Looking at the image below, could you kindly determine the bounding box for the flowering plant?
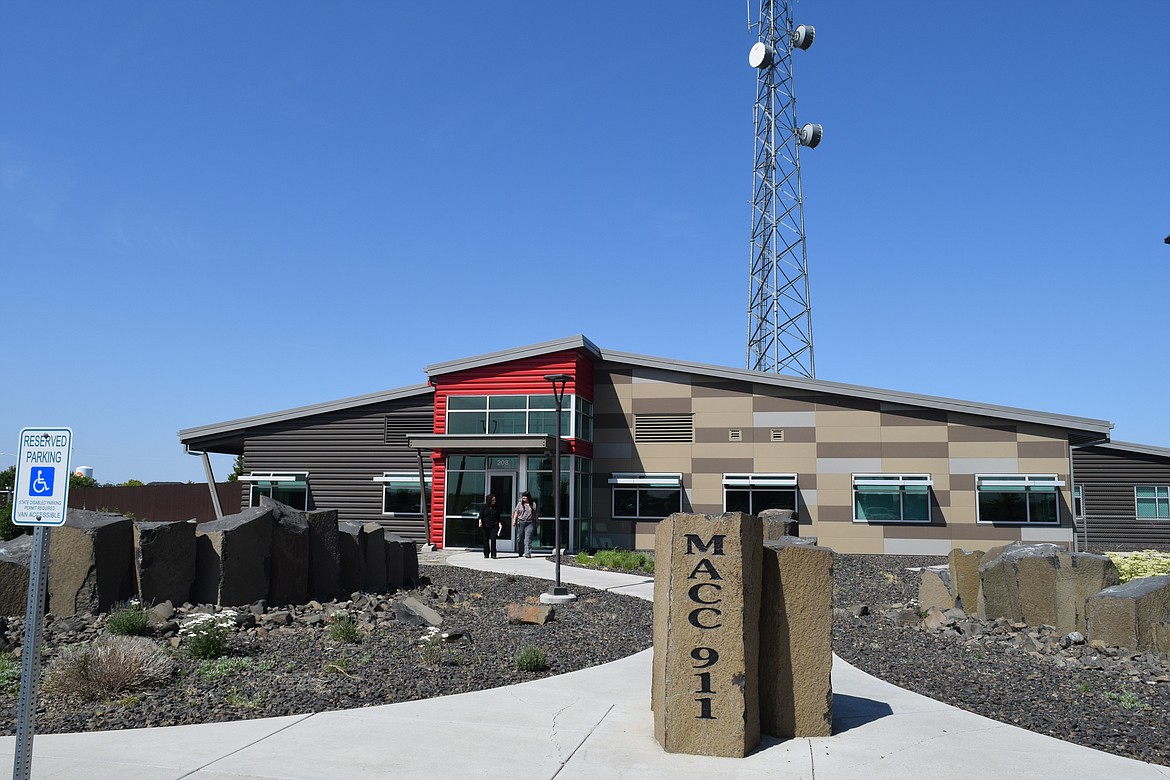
[179,610,237,659]
[1104,550,1170,583]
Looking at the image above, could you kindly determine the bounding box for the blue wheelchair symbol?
[29,467,55,496]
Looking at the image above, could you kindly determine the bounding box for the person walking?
[478,493,502,559]
[512,491,538,558]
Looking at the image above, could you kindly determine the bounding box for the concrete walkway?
[1,552,1167,779]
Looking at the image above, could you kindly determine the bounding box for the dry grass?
[43,635,174,701]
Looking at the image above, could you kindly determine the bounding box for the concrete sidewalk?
[1,552,1166,779]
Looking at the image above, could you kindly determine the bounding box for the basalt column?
[652,512,762,758]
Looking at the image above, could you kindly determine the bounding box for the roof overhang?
[407,434,555,453]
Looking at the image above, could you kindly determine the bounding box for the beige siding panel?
[815,529,885,555]
[817,504,853,523]
[817,488,853,512]
[884,537,955,556]
[634,521,659,551]
[632,397,691,414]
[753,445,818,465]
[818,442,883,459]
[689,443,753,460]
[950,457,1018,474]
[881,425,950,443]
[758,427,817,443]
[948,424,1017,442]
[816,473,852,492]
[691,456,754,475]
[1018,458,1070,474]
[693,395,753,414]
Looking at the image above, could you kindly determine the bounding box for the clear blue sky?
[3,2,1168,484]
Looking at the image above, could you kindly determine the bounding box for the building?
[179,335,1117,556]
[1071,441,1170,551]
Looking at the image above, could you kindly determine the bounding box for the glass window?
[609,473,682,520]
[444,394,589,440]
[377,473,430,516]
[1073,485,1084,519]
[852,475,931,523]
[976,475,1064,524]
[722,473,798,515]
[1136,486,1170,519]
[243,472,310,511]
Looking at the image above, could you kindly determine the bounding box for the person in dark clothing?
[478,493,503,559]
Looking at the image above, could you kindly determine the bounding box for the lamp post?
[542,374,574,602]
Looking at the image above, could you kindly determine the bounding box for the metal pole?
[544,374,571,597]
[13,526,50,780]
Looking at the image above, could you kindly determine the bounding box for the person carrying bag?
[512,491,538,558]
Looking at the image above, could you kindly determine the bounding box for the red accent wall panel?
[427,348,597,547]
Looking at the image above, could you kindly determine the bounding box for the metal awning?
[407,434,555,453]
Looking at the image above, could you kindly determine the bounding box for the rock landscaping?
[0,565,653,736]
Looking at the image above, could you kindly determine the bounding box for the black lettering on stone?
[687,582,722,604]
[688,606,722,629]
[684,534,725,556]
[695,671,715,694]
[687,558,723,580]
[696,697,715,720]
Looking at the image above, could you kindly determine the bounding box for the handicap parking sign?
[29,467,55,496]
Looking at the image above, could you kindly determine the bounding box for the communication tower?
[746,0,822,377]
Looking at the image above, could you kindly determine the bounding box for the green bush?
[179,611,237,659]
[577,549,654,574]
[106,601,151,636]
[329,611,362,644]
[1104,550,1170,583]
[0,502,30,542]
[197,656,258,681]
[515,645,547,672]
[42,636,174,701]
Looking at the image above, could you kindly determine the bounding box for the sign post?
[11,427,73,780]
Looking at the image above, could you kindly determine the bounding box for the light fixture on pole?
[540,373,576,605]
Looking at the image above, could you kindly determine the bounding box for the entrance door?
[487,472,517,553]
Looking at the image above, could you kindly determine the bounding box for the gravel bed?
[1,553,1167,769]
[0,564,652,735]
[832,554,1170,768]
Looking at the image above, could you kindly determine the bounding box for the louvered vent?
[384,415,432,445]
[771,429,785,442]
[635,414,694,443]
[729,429,742,442]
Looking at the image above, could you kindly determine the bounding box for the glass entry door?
[488,472,516,553]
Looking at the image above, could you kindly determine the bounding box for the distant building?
[178,336,1165,555]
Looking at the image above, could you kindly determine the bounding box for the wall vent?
[634,414,694,443]
[770,429,785,442]
[384,415,432,446]
[729,429,743,442]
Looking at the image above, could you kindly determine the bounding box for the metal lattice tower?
[747,0,821,377]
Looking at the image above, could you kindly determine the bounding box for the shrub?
[197,656,257,681]
[0,503,30,542]
[578,549,654,574]
[179,611,237,659]
[515,645,547,672]
[1104,550,1170,583]
[329,611,362,644]
[43,636,174,701]
[106,601,150,637]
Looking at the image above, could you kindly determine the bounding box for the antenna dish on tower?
[748,42,774,69]
[791,24,815,50]
[798,123,823,148]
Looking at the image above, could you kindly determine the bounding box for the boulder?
[193,507,273,606]
[385,533,418,590]
[507,603,555,625]
[1086,575,1170,652]
[133,520,195,607]
[0,535,34,616]
[305,509,343,600]
[362,523,388,593]
[395,595,442,627]
[978,543,1119,634]
[918,566,956,612]
[260,498,310,606]
[759,537,832,738]
[947,548,984,615]
[49,510,135,616]
[652,512,762,758]
[337,522,364,594]
[759,508,798,541]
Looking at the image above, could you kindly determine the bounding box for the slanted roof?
[424,336,1112,445]
[178,383,434,452]
[595,347,1112,445]
[1093,440,1170,460]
